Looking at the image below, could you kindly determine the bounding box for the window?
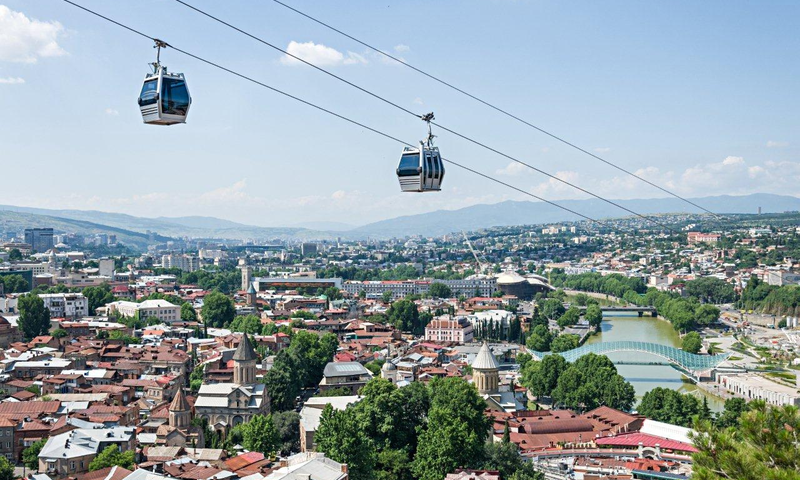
[139,79,158,106]
[161,78,190,115]
[397,153,420,177]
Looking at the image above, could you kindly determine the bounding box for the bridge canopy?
[530,341,730,372]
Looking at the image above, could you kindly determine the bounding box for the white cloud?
[280,41,366,66]
[394,44,410,53]
[594,147,611,153]
[530,170,584,199]
[767,140,789,148]
[495,162,531,176]
[0,76,24,84]
[104,108,119,116]
[0,6,66,63]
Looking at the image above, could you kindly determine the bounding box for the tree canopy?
[201,291,235,328]
[682,332,702,354]
[692,401,799,480]
[18,293,51,340]
[242,414,280,457]
[88,445,135,471]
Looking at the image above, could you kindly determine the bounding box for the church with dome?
[471,342,524,413]
[194,334,270,435]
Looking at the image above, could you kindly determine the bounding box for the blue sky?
[0,0,797,227]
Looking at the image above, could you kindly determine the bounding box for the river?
[586,313,726,411]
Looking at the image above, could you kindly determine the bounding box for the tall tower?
[471,342,500,395]
[169,388,191,429]
[233,334,257,385]
[242,266,253,292]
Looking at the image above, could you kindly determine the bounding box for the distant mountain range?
[0,193,797,246]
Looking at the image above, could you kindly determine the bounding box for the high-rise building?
[24,228,54,253]
[301,243,318,256]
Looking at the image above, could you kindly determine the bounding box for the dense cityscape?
[0,211,796,480]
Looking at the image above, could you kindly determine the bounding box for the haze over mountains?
[0,193,796,244]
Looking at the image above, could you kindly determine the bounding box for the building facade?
[39,293,89,319]
[424,316,474,344]
[24,228,54,253]
[194,335,270,435]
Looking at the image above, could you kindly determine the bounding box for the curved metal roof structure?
[529,341,730,373]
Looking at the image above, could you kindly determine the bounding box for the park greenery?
[549,271,721,332]
[521,353,635,412]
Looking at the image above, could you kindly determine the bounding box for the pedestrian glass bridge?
[529,341,730,374]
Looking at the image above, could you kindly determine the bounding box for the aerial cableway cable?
[171,0,678,232]
[269,0,718,219]
[62,0,630,231]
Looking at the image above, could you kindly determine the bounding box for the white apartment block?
[717,373,799,407]
[343,278,496,300]
[161,254,200,272]
[107,299,180,323]
[39,293,89,319]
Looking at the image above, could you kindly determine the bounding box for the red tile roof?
[595,432,697,452]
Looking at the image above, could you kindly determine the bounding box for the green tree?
[682,332,702,354]
[88,445,135,471]
[585,304,603,328]
[556,306,581,328]
[715,398,750,429]
[8,248,23,261]
[0,457,12,480]
[525,324,553,352]
[51,328,68,338]
[550,334,580,353]
[481,442,543,480]
[0,273,29,293]
[82,284,115,315]
[540,298,565,320]
[637,387,700,427]
[263,350,301,411]
[381,290,394,303]
[181,302,198,322]
[428,282,453,299]
[412,377,489,480]
[18,293,51,340]
[516,352,532,370]
[229,314,262,335]
[272,411,300,456]
[201,291,235,328]
[387,299,422,334]
[692,400,799,480]
[521,354,568,398]
[316,405,376,480]
[550,354,634,412]
[23,438,46,470]
[695,304,721,326]
[242,414,280,457]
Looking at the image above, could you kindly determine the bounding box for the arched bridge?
[530,341,730,379]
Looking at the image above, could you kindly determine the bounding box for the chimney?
[341,463,348,474]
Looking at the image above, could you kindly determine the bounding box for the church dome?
[472,342,500,371]
[381,361,396,372]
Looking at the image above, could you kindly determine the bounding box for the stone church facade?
[194,335,269,435]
